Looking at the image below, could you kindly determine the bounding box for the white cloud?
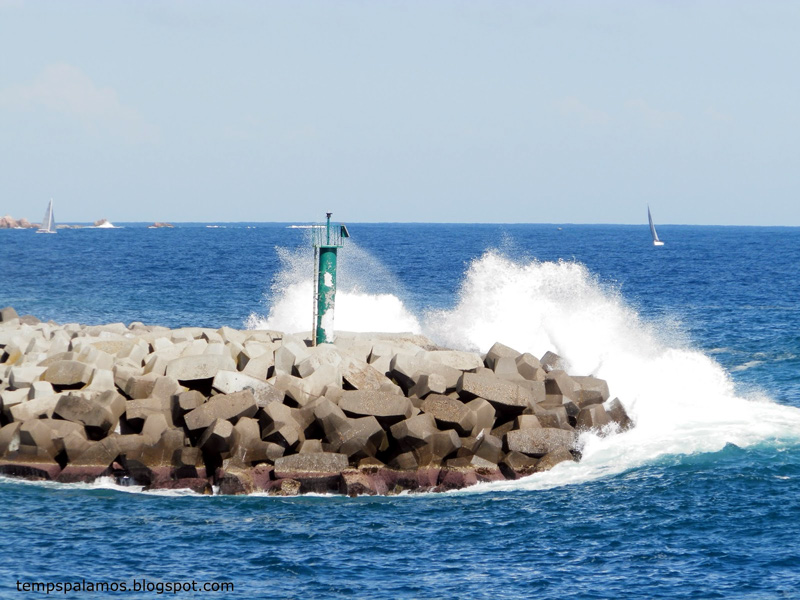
[0,63,159,142]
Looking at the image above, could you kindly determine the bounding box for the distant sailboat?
[648,205,664,246]
[36,199,57,234]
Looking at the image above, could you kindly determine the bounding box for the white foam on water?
[246,244,421,334]
[423,250,800,493]
[244,244,800,495]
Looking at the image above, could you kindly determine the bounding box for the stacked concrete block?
[0,312,635,495]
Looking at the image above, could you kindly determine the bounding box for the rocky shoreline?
[0,306,633,496]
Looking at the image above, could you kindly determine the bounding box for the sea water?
[1,223,799,599]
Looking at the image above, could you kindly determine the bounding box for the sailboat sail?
[36,199,56,234]
[648,206,663,246]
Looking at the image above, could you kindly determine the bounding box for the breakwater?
[0,306,632,496]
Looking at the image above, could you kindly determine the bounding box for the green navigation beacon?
[311,212,350,346]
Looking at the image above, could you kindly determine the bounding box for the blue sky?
[1,1,798,225]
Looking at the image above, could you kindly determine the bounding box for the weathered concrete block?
[230,417,283,464]
[337,416,389,460]
[241,352,275,379]
[532,405,573,431]
[27,380,55,400]
[298,439,324,454]
[409,373,447,399]
[0,307,18,322]
[505,427,577,458]
[9,395,61,422]
[471,431,504,465]
[1,388,29,414]
[500,450,539,479]
[415,429,461,466]
[217,326,246,346]
[313,398,351,442]
[340,357,387,391]
[260,402,304,450]
[457,372,534,417]
[544,370,579,401]
[465,398,496,436]
[390,413,438,452]
[124,396,172,431]
[535,447,576,472]
[42,360,94,389]
[492,356,525,382]
[540,351,564,372]
[273,452,348,493]
[516,353,545,381]
[212,370,283,407]
[605,397,633,431]
[198,418,234,455]
[8,366,46,388]
[165,354,235,383]
[420,394,475,436]
[174,390,206,416]
[183,390,258,431]
[141,413,171,443]
[85,369,115,391]
[420,350,483,371]
[339,390,413,426]
[295,344,343,379]
[53,393,119,439]
[483,342,521,370]
[390,354,461,393]
[490,420,515,439]
[576,404,612,432]
[572,376,611,407]
[515,414,542,430]
[339,469,389,496]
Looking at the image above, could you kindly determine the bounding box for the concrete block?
[535,447,576,472]
[27,380,55,400]
[504,427,577,458]
[390,413,438,452]
[544,370,579,401]
[576,404,612,432]
[419,350,483,371]
[9,395,61,421]
[340,357,387,391]
[198,418,234,455]
[605,397,633,431]
[165,354,236,383]
[457,372,534,417]
[465,398,496,436]
[337,416,389,460]
[54,393,119,439]
[0,307,18,322]
[339,390,413,427]
[183,390,258,431]
[8,366,46,388]
[212,370,284,408]
[516,353,545,381]
[572,376,611,407]
[409,373,447,399]
[540,351,564,372]
[483,342,521,370]
[420,394,475,436]
[42,360,94,390]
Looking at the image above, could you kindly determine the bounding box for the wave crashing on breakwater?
[249,247,800,492]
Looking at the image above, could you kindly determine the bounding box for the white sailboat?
[36,199,57,234]
[648,205,664,246]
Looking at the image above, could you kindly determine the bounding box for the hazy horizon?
[2,2,799,226]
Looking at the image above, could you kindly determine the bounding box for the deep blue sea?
[2,223,799,599]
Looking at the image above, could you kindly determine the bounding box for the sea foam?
[248,246,800,492]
